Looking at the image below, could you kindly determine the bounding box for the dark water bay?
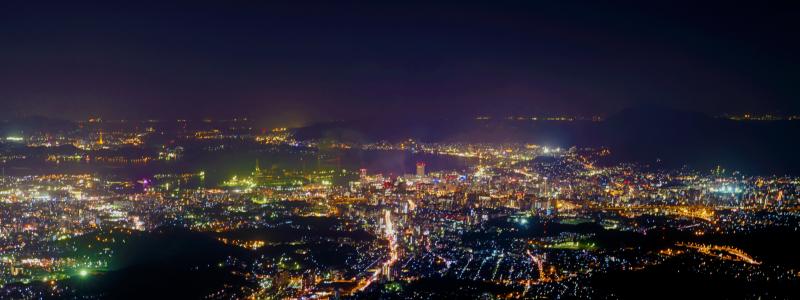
[1,147,473,187]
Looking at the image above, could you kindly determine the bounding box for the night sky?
[1,1,798,126]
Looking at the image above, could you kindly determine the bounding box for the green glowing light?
[79,269,89,277]
[385,282,403,293]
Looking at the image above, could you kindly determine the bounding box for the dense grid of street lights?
[1,119,799,298]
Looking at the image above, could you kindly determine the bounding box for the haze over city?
[2,1,800,299]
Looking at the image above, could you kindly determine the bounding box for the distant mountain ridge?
[296,108,800,175]
[2,111,799,175]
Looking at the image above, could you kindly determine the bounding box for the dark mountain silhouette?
[2,111,798,175]
[296,108,800,175]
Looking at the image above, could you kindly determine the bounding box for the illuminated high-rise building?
[253,159,263,177]
[382,263,393,281]
[416,162,425,177]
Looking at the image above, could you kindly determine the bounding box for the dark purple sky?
[1,0,799,126]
